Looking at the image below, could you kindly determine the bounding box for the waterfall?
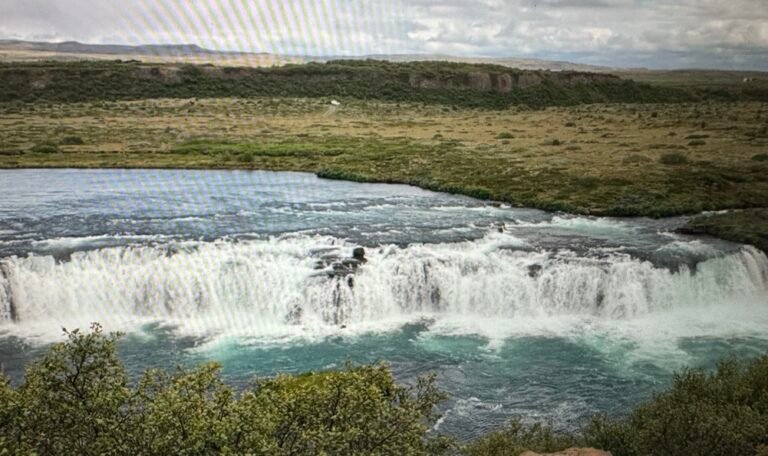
[1,234,766,339]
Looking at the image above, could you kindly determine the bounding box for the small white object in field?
[324,100,341,116]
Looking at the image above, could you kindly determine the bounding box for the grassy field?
[1,96,767,247]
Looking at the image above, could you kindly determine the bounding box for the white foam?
[513,215,636,237]
[0,234,766,347]
[30,234,171,251]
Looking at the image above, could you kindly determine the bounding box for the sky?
[1,0,767,70]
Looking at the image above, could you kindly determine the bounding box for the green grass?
[158,136,768,218]
[680,208,768,252]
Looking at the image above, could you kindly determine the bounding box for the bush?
[753,153,768,162]
[469,356,768,456]
[582,357,768,456]
[29,142,59,153]
[60,136,85,145]
[623,154,651,164]
[496,132,514,139]
[0,325,449,455]
[237,152,254,163]
[464,419,577,456]
[688,139,706,146]
[659,152,689,165]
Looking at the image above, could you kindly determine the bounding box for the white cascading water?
[1,233,767,340]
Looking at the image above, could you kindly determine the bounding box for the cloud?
[0,0,766,70]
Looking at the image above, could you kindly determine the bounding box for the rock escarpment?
[408,69,621,93]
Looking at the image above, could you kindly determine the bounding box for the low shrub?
[464,419,577,456]
[29,142,58,153]
[59,136,85,145]
[237,152,255,163]
[659,152,689,165]
[468,356,768,456]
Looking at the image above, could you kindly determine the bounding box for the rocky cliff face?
[408,70,620,93]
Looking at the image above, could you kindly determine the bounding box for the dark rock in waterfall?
[340,258,362,268]
[50,249,74,263]
[287,304,303,324]
[352,247,366,262]
[528,264,543,278]
[311,247,368,280]
[595,289,605,310]
[0,264,16,322]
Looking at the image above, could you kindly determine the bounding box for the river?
[1,169,767,438]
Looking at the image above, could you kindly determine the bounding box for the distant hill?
[0,39,297,67]
[0,39,215,56]
[0,39,617,72]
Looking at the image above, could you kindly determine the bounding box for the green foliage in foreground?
[2,325,768,455]
[467,357,768,456]
[0,324,449,455]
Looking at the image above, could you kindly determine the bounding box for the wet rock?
[287,305,303,324]
[527,264,543,278]
[310,247,367,280]
[341,258,362,267]
[0,264,16,322]
[352,247,366,262]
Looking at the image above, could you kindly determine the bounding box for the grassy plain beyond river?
[1,97,766,247]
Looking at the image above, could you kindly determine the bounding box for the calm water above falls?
[1,169,767,438]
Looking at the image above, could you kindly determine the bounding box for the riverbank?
[1,97,766,248]
[679,208,768,253]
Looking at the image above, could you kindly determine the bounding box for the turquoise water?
[1,169,767,439]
